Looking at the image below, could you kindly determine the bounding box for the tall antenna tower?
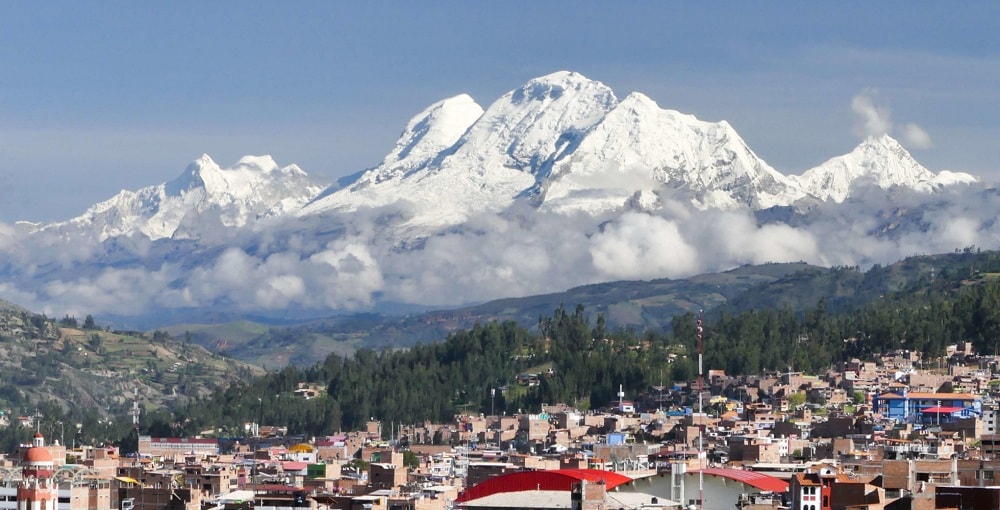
[697,310,704,510]
[130,386,140,430]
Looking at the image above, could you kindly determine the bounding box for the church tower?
[17,433,57,510]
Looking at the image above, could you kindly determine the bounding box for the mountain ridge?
[29,154,324,242]
[21,71,977,242]
[0,70,990,325]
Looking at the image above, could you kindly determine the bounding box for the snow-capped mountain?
[302,71,618,227]
[33,155,324,241]
[4,70,992,326]
[794,134,978,203]
[302,71,817,228]
[31,71,976,244]
[538,91,807,213]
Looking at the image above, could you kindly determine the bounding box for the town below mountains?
[2,70,1000,509]
[0,71,995,329]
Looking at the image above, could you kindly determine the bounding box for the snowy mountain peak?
[194,153,218,167]
[795,134,941,202]
[377,94,484,175]
[300,72,620,224]
[38,155,323,241]
[538,90,807,213]
[168,153,310,199]
[236,155,281,173]
[510,70,602,104]
[8,70,995,324]
[457,70,618,175]
[299,94,485,216]
[33,71,983,245]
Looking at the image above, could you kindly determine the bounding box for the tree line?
[162,273,1000,440]
[5,251,1000,451]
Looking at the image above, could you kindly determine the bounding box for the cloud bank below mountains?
[1,182,997,324]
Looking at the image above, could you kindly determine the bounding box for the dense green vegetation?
[5,250,1000,452]
[164,261,1000,439]
[168,262,821,366]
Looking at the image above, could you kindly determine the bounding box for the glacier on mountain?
[0,70,993,324]
[302,71,619,228]
[539,91,807,214]
[31,154,324,242]
[26,70,979,243]
[301,71,973,229]
[793,134,977,203]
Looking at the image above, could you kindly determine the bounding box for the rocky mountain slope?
[0,309,263,416]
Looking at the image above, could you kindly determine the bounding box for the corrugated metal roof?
[455,468,633,503]
[692,468,789,493]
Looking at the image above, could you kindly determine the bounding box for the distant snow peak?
[9,69,996,323]
[795,134,970,203]
[38,154,322,242]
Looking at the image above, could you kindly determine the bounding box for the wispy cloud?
[851,89,932,149]
[900,123,933,149]
[851,90,892,138]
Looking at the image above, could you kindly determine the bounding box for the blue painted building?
[874,390,981,423]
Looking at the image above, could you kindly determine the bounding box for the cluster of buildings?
[8,344,1000,509]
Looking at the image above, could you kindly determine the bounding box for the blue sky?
[1,2,998,222]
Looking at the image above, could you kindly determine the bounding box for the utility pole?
[257,397,263,438]
[697,310,704,510]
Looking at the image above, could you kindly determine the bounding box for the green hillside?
[0,311,263,421]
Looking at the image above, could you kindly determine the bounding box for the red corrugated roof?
[455,468,632,503]
[692,468,789,493]
[921,406,965,413]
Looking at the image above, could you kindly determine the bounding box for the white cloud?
[851,90,892,138]
[850,90,933,150]
[4,183,1000,323]
[901,123,932,149]
[589,213,699,280]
